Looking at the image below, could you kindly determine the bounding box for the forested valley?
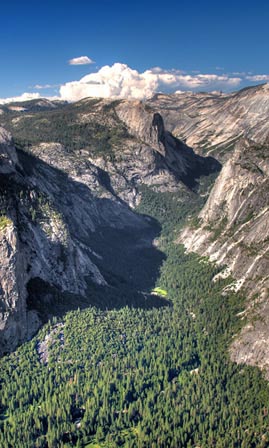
[1,184,269,448]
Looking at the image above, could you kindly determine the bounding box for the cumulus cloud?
[68,56,95,65]
[60,63,242,102]
[0,63,244,106]
[245,74,269,82]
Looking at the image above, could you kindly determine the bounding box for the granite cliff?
[179,138,269,374]
[148,83,269,160]
[0,127,144,353]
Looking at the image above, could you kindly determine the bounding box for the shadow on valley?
[14,149,169,324]
[26,221,168,322]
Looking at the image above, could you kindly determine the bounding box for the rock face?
[179,138,269,374]
[114,102,220,190]
[0,127,19,173]
[0,126,151,354]
[148,83,269,160]
[180,139,269,295]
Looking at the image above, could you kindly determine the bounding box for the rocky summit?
[0,84,269,375]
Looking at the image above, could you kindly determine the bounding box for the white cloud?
[0,92,61,105]
[0,92,41,104]
[231,71,247,76]
[68,56,95,65]
[245,74,269,82]
[60,63,242,102]
[0,63,243,106]
[33,84,59,89]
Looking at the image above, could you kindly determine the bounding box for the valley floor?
[0,187,269,448]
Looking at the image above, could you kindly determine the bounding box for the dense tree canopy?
[0,183,268,448]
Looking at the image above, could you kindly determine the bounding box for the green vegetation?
[1,183,269,448]
[0,215,12,231]
[1,102,130,159]
[205,216,228,241]
[136,185,204,235]
[152,287,167,297]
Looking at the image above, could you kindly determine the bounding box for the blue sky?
[1,0,269,102]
